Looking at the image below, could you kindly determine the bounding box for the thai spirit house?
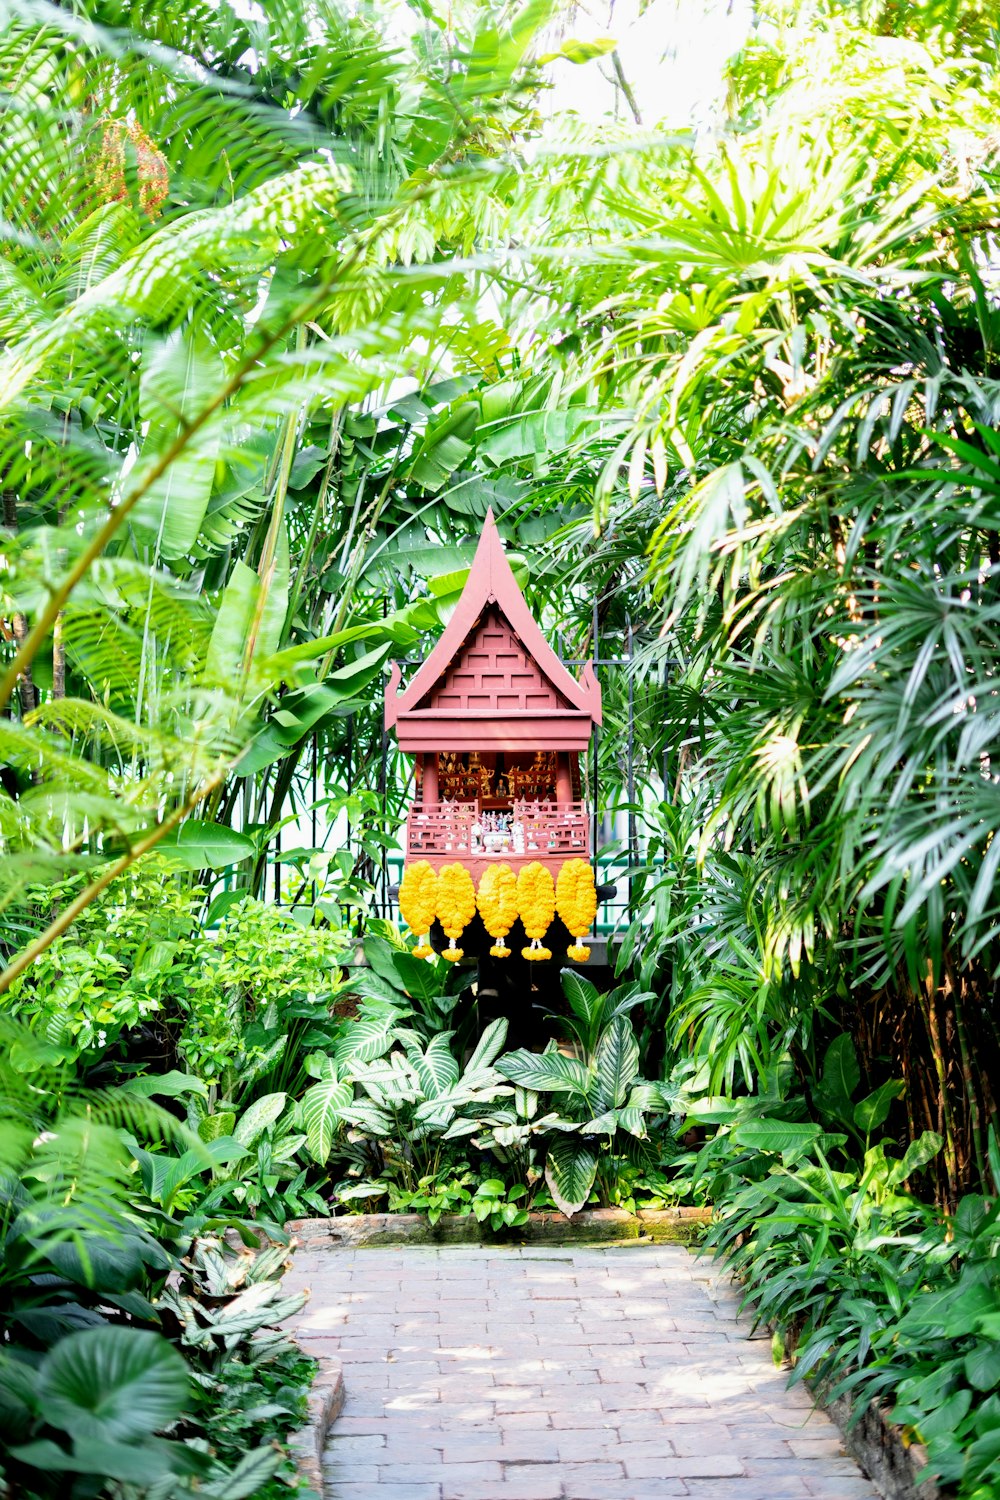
[385,509,602,969]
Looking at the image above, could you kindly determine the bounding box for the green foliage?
[332,1014,514,1190]
[0,1017,312,1498]
[387,1169,476,1225]
[5,862,353,1138]
[693,1118,1000,1497]
[493,971,675,1217]
[177,897,351,1094]
[0,0,564,976]
[6,0,1000,1489]
[5,860,201,1060]
[469,1178,529,1231]
[357,930,478,1047]
[158,1235,312,1492]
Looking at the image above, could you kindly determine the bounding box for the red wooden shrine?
[385,509,601,881]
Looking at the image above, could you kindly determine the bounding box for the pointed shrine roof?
[385,509,601,753]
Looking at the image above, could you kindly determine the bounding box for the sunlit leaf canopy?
[0,0,587,926]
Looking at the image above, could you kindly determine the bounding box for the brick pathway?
[285,1243,877,1500]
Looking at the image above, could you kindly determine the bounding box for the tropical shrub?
[351,929,477,1048]
[0,1019,311,1498]
[319,1017,513,1193]
[177,898,351,1096]
[5,863,353,1123]
[691,1112,1000,1500]
[4,861,201,1067]
[494,970,674,1216]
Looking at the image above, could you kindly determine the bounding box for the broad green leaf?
[233,1093,287,1147]
[900,1279,996,1335]
[560,967,602,1034]
[544,1137,598,1218]
[497,1048,592,1098]
[465,1017,508,1074]
[271,645,391,743]
[118,1071,207,1100]
[813,1034,860,1124]
[206,561,258,683]
[364,934,408,990]
[964,1341,1000,1393]
[160,1148,213,1206]
[132,329,222,561]
[476,1178,506,1196]
[202,1447,285,1499]
[159,820,255,870]
[594,1017,640,1110]
[340,1101,394,1136]
[37,1329,189,1442]
[853,1079,905,1135]
[256,515,291,662]
[345,969,411,1007]
[9,1437,186,1482]
[301,1075,353,1164]
[205,517,288,687]
[627,1081,674,1112]
[234,723,293,776]
[392,950,445,1002]
[733,1121,823,1162]
[198,1112,236,1143]
[409,1032,460,1100]
[616,1105,648,1137]
[887,1130,942,1188]
[539,35,617,64]
[334,1015,401,1066]
[265,616,420,680]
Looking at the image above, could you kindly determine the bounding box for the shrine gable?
[416,605,571,715]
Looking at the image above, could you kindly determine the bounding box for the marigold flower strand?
[399,860,439,959]
[437,861,477,962]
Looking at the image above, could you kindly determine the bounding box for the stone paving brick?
[563,1481,690,1499]
[803,1480,879,1498]
[321,1461,380,1482]
[442,1477,564,1499]
[378,1461,501,1484]
[683,1482,810,1499]
[553,1430,622,1461]
[787,1435,850,1458]
[627,1454,747,1479]
[608,1437,681,1463]
[437,1434,504,1459]
[282,1243,879,1499]
[327,1485,442,1500]
[494,1410,552,1430]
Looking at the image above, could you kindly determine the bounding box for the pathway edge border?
[288,1348,344,1497]
[287,1204,711,1248]
[816,1381,941,1500]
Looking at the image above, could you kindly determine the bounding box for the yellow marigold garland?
[398,861,439,959]
[477,863,518,958]
[517,861,555,962]
[556,858,598,963]
[437,861,477,961]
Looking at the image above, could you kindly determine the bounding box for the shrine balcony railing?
[405,799,590,860]
[406,801,478,858]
